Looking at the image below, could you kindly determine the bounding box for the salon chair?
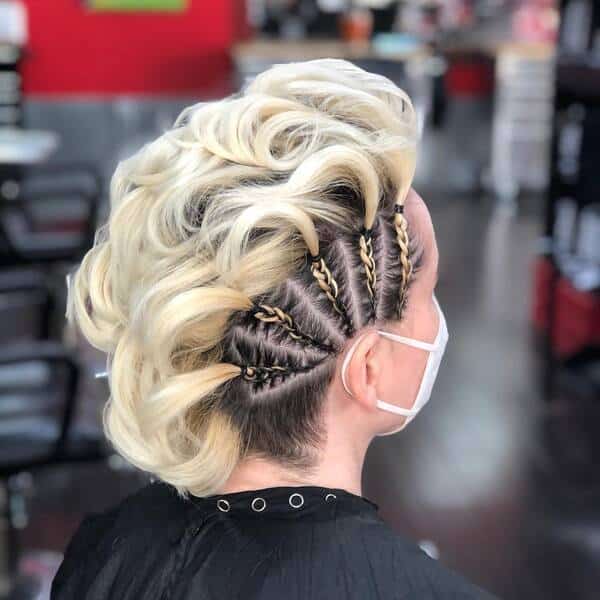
[0,268,53,341]
[0,340,107,599]
[0,162,103,267]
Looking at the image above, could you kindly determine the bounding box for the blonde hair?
[66,58,418,497]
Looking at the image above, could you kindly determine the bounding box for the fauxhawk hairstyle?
[65,58,419,497]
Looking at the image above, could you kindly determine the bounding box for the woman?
[52,58,496,599]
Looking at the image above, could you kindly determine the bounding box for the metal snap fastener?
[418,539,440,560]
[325,493,337,502]
[217,499,231,512]
[289,492,304,508]
[251,497,266,512]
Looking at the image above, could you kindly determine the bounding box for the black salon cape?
[51,482,497,600]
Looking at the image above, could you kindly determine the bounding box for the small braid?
[358,229,377,311]
[241,364,287,383]
[240,357,328,386]
[394,203,412,315]
[310,255,352,331]
[252,303,334,352]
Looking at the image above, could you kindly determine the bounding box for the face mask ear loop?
[341,295,448,437]
[377,295,446,351]
[340,333,369,397]
[340,333,416,428]
[376,330,439,352]
[376,399,417,417]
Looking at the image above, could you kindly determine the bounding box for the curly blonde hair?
[66,58,419,497]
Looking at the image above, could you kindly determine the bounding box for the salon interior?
[0,0,599,598]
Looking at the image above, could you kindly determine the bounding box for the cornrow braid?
[358,227,377,312]
[394,202,412,315]
[240,356,329,386]
[251,303,334,353]
[241,364,287,383]
[309,253,353,332]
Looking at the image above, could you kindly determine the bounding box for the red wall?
[21,1,249,96]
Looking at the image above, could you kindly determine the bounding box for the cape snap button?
[251,497,266,512]
[288,493,305,508]
[217,499,231,512]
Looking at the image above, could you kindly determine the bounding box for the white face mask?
[340,294,449,436]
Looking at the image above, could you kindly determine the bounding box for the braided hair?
[65,58,419,497]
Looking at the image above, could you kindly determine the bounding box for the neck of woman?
[218,431,370,498]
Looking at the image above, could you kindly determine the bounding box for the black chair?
[0,268,53,340]
[0,340,107,594]
[0,162,103,267]
[0,161,103,343]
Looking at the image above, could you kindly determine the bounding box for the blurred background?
[0,0,598,598]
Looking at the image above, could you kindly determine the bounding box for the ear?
[340,331,382,412]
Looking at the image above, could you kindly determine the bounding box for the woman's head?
[66,58,434,497]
